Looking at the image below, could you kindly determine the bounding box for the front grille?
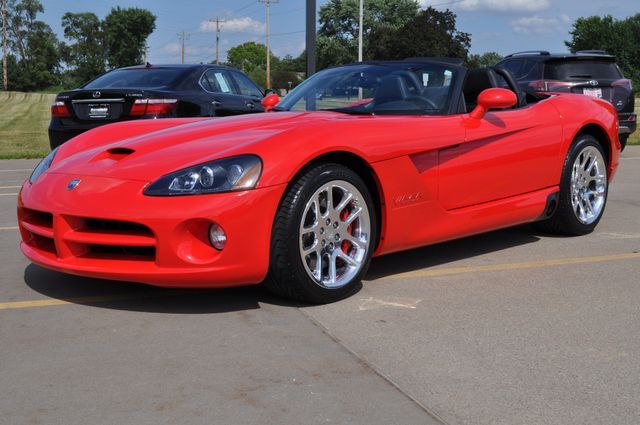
[18,208,57,256]
[84,218,154,236]
[19,208,156,262]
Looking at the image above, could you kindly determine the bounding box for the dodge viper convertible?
[18,59,620,303]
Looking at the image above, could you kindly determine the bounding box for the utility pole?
[358,0,364,62]
[143,44,149,64]
[178,31,189,64]
[209,17,224,64]
[306,0,316,77]
[1,0,8,91]
[259,0,278,90]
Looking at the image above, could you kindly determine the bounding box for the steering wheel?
[405,95,439,110]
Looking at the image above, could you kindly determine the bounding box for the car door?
[230,71,265,113]
[199,69,248,116]
[438,101,563,210]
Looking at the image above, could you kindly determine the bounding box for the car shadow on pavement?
[366,224,541,280]
[23,264,300,314]
[23,224,541,313]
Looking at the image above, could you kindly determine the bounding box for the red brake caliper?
[340,209,351,253]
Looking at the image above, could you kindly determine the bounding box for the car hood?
[48,112,335,183]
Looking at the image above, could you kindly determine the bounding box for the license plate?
[88,104,110,118]
[583,88,602,99]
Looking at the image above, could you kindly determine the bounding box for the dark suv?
[497,51,636,149]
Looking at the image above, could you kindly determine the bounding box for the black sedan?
[49,64,266,149]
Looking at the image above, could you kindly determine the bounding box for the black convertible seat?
[462,67,500,112]
[492,66,526,107]
[374,75,411,104]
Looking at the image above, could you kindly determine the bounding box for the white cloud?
[199,17,265,35]
[419,0,550,12]
[511,14,571,34]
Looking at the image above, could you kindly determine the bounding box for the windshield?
[277,63,458,115]
[84,68,190,89]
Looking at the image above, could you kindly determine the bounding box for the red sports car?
[18,59,620,303]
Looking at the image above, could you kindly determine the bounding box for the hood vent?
[92,147,136,162]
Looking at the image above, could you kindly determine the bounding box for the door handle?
[211,100,222,107]
[246,102,256,109]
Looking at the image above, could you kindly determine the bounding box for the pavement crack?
[296,307,451,425]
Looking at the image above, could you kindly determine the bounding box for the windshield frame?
[276,61,465,116]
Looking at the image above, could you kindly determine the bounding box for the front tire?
[266,163,377,304]
[535,135,608,236]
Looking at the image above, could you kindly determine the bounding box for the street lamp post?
[306,0,316,77]
[358,0,363,62]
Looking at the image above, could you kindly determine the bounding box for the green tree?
[319,0,418,40]
[368,7,471,61]
[102,7,155,69]
[467,51,503,68]
[317,0,419,68]
[7,0,60,91]
[226,41,279,88]
[60,12,105,85]
[317,36,355,70]
[566,14,640,87]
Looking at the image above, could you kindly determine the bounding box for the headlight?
[29,148,58,184]
[144,155,262,196]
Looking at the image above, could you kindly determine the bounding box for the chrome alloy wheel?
[570,146,607,225]
[299,180,371,289]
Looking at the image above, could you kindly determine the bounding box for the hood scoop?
[92,147,136,162]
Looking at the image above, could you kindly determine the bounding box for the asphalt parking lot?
[1,149,639,425]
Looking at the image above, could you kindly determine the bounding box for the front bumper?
[18,172,285,288]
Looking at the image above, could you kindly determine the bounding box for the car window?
[84,68,189,89]
[232,72,263,97]
[501,60,523,79]
[544,60,622,80]
[201,70,236,94]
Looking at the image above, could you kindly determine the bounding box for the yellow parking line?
[0,226,18,231]
[389,252,640,280]
[1,252,639,311]
[0,193,18,196]
[0,186,21,189]
[0,291,196,311]
[0,169,32,172]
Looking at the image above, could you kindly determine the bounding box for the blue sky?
[40,0,638,64]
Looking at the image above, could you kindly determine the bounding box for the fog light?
[208,223,227,251]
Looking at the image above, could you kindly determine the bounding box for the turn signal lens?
[129,99,178,116]
[209,224,227,250]
[51,101,71,118]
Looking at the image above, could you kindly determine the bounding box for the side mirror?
[261,93,280,112]
[469,88,517,119]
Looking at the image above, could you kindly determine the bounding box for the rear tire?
[619,134,628,152]
[535,135,608,236]
[266,163,377,304]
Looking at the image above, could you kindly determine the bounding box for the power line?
[230,1,259,15]
[425,0,467,8]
